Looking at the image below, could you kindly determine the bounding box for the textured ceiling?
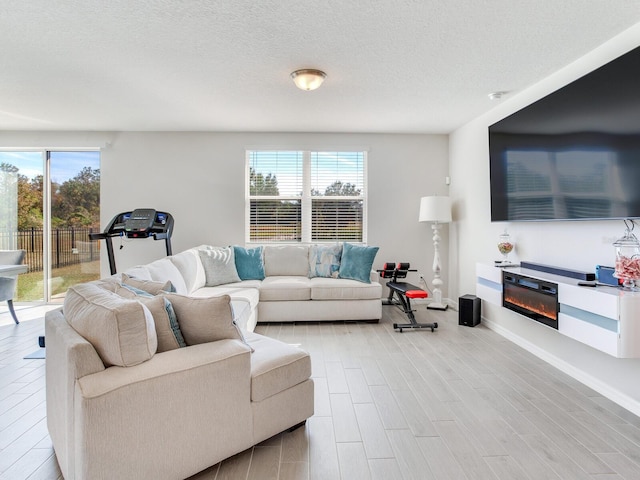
[1,0,639,133]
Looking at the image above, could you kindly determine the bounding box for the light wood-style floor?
[2,304,640,479]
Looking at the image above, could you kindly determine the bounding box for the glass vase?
[497,231,514,264]
[613,229,640,291]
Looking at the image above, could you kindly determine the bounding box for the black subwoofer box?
[459,294,481,327]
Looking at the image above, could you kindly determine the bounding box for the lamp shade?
[419,196,452,223]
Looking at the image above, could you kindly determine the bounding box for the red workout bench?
[379,262,438,333]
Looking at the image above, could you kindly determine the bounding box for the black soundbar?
[520,262,596,281]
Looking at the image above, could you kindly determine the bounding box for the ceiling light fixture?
[291,69,326,91]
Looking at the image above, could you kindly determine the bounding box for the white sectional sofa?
[45,242,380,479]
[124,243,383,331]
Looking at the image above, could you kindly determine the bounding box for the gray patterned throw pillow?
[198,247,241,286]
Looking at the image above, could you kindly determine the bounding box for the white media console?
[476,263,640,358]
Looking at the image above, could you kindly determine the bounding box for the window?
[247,150,367,243]
[0,150,100,303]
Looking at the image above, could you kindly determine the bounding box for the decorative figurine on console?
[496,229,517,267]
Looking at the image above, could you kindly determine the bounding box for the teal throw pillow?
[309,244,342,278]
[338,242,379,283]
[233,246,265,280]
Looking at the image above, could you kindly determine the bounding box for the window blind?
[310,151,364,241]
[247,150,367,243]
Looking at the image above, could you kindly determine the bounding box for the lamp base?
[427,302,448,311]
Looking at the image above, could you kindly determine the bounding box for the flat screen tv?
[489,45,640,222]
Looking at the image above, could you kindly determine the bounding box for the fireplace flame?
[503,283,558,321]
[504,295,557,321]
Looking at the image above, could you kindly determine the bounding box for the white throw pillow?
[170,249,206,293]
[144,258,189,295]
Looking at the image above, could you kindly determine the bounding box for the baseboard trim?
[482,316,640,418]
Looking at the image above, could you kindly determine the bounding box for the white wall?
[102,132,449,283]
[449,24,640,413]
[0,131,449,292]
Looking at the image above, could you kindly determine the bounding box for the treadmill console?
[124,208,159,237]
[103,209,172,239]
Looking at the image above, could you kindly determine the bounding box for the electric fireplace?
[502,272,559,329]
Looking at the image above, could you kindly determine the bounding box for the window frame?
[245,149,368,244]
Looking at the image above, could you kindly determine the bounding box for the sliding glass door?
[49,151,101,302]
[0,150,100,304]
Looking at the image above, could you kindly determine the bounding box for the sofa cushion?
[338,242,379,283]
[163,293,245,346]
[229,300,252,332]
[263,245,309,276]
[234,245,266,280]
[190,285,260,310]
[189,285,259,333]
[121,274,173,295]
[169,249,206,293]
[310,277,382,300]
[308,244,342,278]
[218,280,263,289]
[63,283,158,367]
[199,247,241,286]
[121,265,152,281]
[245,332,311,402]
[259,276,311,301]
[258,298,382,322]
[125,258,189,295]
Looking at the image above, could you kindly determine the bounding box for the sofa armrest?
[370,270,380,283]
[73,340,254,480]
[45,307,106,480]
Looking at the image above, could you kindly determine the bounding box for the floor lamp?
[419,196,452,310]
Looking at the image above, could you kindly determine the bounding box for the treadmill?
[89,208,174,274]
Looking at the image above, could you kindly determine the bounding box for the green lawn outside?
[16,261,100,302]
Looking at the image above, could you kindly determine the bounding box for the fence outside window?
[0,227,100,272]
